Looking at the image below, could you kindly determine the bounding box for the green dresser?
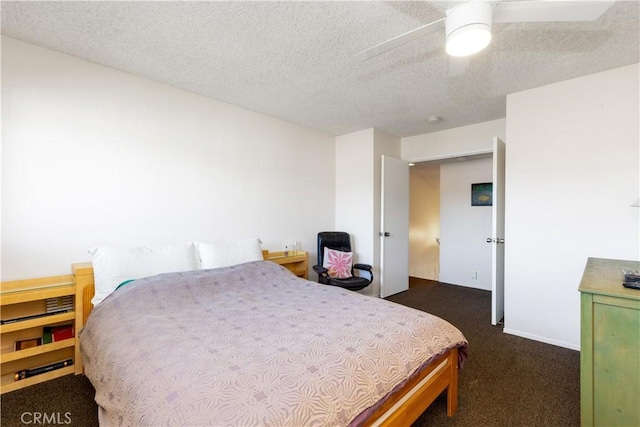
[579,257,640,427]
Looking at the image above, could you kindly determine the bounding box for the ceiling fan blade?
[494,1,615,24]
[355,17,446,61]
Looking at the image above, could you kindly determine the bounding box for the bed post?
[447,347,459,416]
[72,262,94,374]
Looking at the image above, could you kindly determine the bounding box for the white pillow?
[197,238,263,269]
[90,243,199,306]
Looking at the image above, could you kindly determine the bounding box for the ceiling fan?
[356,0,615,61]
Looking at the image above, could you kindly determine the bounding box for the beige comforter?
[80,260,467,426]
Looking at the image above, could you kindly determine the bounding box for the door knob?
[487,238,505,244]
[379,232,391,237]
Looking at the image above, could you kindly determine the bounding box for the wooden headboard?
[72,263,95,333]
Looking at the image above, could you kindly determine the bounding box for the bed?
[75,259,468,426]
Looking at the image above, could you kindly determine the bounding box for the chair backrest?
[317,232,352,266]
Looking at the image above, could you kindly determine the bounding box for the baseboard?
[502,328,580,351]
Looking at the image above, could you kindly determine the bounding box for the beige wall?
[409,164,440,280]
[1,36,336,280]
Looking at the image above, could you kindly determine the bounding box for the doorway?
[409,163,441,280]
[409,152,493,289]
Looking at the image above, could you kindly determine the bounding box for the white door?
[490,137,506,325]
[380,155,409,298]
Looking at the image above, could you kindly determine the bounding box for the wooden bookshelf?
[0,274,80,394]
[1,365,75,394]
[1,339,75,364]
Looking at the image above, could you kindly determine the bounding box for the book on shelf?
[14,337,42,351]
[45,295,74,314]
[0,310,69,325]
[43,327,52,344]
[14,358,73,381]
[42,324,74,343]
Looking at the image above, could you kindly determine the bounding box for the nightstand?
[263,250,309,279]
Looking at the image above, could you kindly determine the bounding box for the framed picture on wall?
[471,182,493,206]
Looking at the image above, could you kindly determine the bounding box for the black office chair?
[312,231,373,291]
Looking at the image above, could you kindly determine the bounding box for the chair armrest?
[353,263,372,272]
[352,263,374,285]
[313,265,328,275]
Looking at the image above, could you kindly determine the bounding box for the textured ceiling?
[1,1,639,137]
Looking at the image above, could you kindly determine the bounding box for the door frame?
[408,147,505,325]
[490,137,506,325]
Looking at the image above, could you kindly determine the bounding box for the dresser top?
[579,257,640,300]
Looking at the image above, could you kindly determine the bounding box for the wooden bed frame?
[71,262,460,426]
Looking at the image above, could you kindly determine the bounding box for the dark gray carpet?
[1,278,579,426]
[392,278,580,427]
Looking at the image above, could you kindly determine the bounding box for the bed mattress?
[80,260,467,426]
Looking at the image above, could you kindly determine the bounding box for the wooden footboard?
[71,262,460,424]
[364,347,459,426]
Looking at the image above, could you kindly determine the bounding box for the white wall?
[335,128,375,287]
[334,128,400,297]
[439,158,493,290]
[505,63,640,350]
[402,118,506,162]
[404,65,639,349]
[1,36,336,280]
[409,164,440,280]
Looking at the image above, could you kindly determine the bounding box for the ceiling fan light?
[446,23,492,57]
[445,2,493,57]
